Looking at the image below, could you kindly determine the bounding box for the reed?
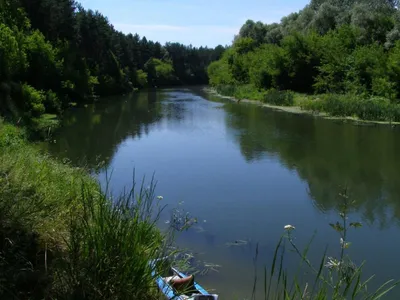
[252,190,399,299]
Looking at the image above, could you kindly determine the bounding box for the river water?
[47,87,400,299]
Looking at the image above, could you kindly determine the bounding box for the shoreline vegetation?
[206,85,400,126]
[0,119,176,299]
[207,1,400,125]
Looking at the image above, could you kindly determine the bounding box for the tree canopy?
[209,0,400,104]
[0,0,225,125]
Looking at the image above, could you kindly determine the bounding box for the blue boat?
[151,259,219,300]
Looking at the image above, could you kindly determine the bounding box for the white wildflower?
[284,225,296,231]
[157,196,163,200]
[325,257,341,270]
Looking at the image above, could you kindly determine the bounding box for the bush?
[323,94,358,117]
[215,84,237,97]
[44,90,61,114]
[234,84,264,101]
[354,97,390,121]
[21,84,46,117]
[0,122,25,147]
[136,69,148,88]
[299,97,325,112]
[207,52,235,86]
[263,88,294,106]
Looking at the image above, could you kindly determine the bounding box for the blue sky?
[81,0,309,47]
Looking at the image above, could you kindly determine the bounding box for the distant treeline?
[208,0,400,120]
[0,0,225,124]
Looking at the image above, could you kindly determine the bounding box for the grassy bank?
[212,85,400,124]
[0,120,170,299]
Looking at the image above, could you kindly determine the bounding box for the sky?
[81,0,309,47]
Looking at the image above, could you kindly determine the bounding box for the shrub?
[354,97,390,121]
[21,84,45,117]
[323,94,358,117]
[44,90,61,114]
[263,88,294,106]
[0,122,25,147]
[215,84,237,97]
[136,69,148,88]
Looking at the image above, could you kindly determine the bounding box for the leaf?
[343,242,351,249]
[350,222,362,228]
[329,222,344,232]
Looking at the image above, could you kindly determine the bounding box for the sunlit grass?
[0,122,175,299]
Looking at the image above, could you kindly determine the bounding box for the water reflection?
[49,88,400,228]
[221,101,400,228]
[47,92,164,170]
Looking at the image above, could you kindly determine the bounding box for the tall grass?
[263,89,294,106]
[253,190,399,299]
[301,94,400,122]
[0,122,175,299]
[215,84,265,101]
[53,178,172,299]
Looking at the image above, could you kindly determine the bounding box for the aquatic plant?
[252,189,399,299]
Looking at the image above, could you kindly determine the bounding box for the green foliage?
[55,182,166,299]
[387,41,400,98]
[0,122,26,147]
[207,58,235,86]
[136,69,148,88]
[145,58,177,86]
[24,30,61,91]
[21,84,46,117]
[0,123,174,299]
[246,44,287,90]
[44,90,62,114]
[263,89,294,106]
[215,84,265,101]
[208,0,400,122]
[0,0,225,124]
[281,32,322,92]
[300,94,400,122]
[0,23,27,80]
[345,44,389,95]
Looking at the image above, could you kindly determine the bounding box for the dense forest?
[208,0,400,122]
[0,0,225,127]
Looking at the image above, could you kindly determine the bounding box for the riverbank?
[206,85,400,126]
[0,119,169,299]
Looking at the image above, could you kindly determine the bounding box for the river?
[47,87,400,299]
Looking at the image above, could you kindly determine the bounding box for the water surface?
[47,87,400,299]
